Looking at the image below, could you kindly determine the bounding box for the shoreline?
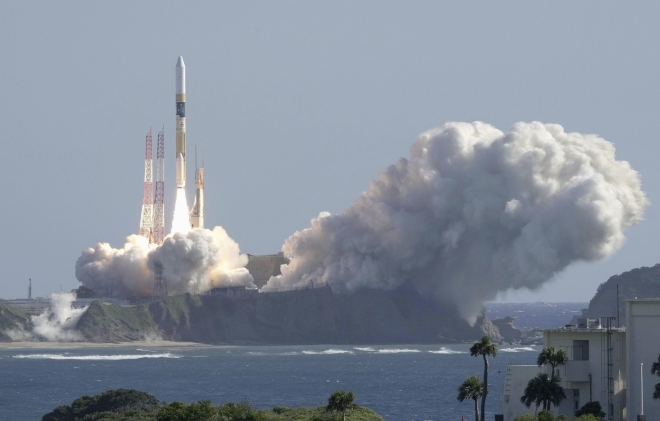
[0,340,212,349]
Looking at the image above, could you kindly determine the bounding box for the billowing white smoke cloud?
[9,293,86,342]
[75,227,253,299]
[264,122,648,322]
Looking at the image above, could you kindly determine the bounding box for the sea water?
[0,344,541,420]
[0,303,584,420]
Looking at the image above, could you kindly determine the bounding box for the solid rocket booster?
[175,56,186,188]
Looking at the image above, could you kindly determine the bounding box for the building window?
[573,340,589,361]
[573,389,580,410]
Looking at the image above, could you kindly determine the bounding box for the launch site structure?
[138,127,165,245]
[139,128,154,241]
[153,127,165,244]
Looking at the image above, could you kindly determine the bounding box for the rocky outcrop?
[76,286,501,344]
[491,316,523,342]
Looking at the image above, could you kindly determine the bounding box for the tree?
[218,401,265,421]
[537,347,568,378]
[520,373,566,411]
[157,400,218,421]
[326,390,355,421]
[457,375,484,421]
[651,353,660,400]
[575,401,605,419]
[470,336,497,421]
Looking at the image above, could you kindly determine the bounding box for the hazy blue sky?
[1,2,659,302]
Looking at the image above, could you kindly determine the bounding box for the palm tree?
[326,390,355,421]
[537,346,569,378]
[457,375,484,421]
[470,336,497,421]
[651,353,660,400]
[520,373,566,411]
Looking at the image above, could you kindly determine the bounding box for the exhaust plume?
[8,293,86,342]
[264,122,648,322]
[75,227,253,299]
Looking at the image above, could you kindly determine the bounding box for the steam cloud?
[264,122,648,321]
[9,293,86,342]
[75,227,253,299]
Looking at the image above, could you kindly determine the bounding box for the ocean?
[0,303,586,421]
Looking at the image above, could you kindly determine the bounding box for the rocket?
[175,56,186,188]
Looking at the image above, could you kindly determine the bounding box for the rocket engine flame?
[171,188,191,235]
[264,122,649,322]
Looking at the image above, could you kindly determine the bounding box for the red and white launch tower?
[153,127,165,245]
[139,129,154,241]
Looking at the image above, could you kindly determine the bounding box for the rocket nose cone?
[176,56,185,67]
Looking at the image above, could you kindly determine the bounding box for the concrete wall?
[501,365,543,420]
[626,299,660,421]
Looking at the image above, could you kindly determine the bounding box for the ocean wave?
[12,353,182,360]
[376,349,420,354]
[428,347,465,354]
[353,347,375,352]
[499,347,536,353]
[302,349,353,355]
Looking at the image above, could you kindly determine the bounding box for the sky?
[1,1,659,302]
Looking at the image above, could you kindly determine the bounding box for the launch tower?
[139,128,154,241]
[153,127,165,244]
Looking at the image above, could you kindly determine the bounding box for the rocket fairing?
[175,56,186,188]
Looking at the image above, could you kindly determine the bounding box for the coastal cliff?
[75,286,502,344]
[584,264,660,324]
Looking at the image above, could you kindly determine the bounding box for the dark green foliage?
[42,389,382,421]
[652,353,660,400]
[537,347,568,378]
[514,413,570,421]
[457,375,484,421]
[575,401,605,419]
[520,373,566,411]
[157,400,217,421]
[41,389,161,421]
[218,401,265,421]
[589,264,660,324]
[326,391,355,421]
[470,336,497,421]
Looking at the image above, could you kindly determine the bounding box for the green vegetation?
[457,375,484,421]
[587,264,660,323]
[326,390,355,421]
[520,373,566,411]
[41,389,383,421]
[537,347,568,378]
[652,353,660,400]
[513,411,570,421]
[575,401,605,419]
[469,336,497,421]
[0,301,30,341]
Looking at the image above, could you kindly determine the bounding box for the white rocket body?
[175,56,186,188]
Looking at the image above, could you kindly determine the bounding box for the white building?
[500,299,660,421]
[626,299,660,421]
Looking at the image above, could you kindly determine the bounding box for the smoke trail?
[171,187,191,235]
[8,293,86,342]
[75,227,253,299]
[264,122,648,322]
